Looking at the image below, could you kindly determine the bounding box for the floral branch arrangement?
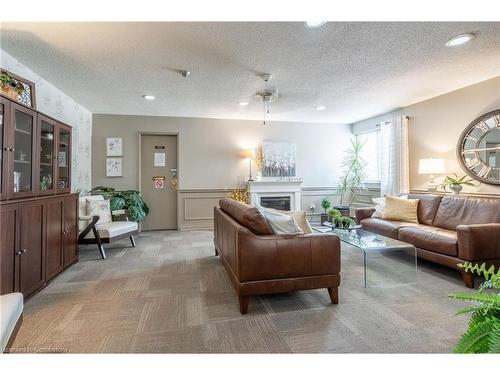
[226,184,249,204]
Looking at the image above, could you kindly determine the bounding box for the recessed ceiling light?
[315,105,326,111]
[305,21,326,28]
[445,33,475,47]
[237,101,249,106]
[142,95,155,100]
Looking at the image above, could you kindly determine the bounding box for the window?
[356,129,380,182]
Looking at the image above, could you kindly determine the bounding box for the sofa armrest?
[236,228,341,282]
[456,224,500,261]
[354,207,375,224]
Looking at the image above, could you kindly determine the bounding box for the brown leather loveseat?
[214,198,341,314]
[355,194,500,287]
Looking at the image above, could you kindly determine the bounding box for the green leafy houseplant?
[90,186,150,222]
[321,197,331,213]
[438,173,479,195]
[337,137,368,208]
[448,262,500,353]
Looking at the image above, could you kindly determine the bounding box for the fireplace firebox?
[260,196,291,211]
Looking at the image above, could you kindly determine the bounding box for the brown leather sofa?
[355,194,500,288]
[214,198,341,314]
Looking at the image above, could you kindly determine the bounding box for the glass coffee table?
[313,226,417,287]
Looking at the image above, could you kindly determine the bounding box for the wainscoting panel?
[179,189,228,231]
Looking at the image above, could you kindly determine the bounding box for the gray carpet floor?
[10,230,472,353]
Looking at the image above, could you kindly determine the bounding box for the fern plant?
[448,262,500,353]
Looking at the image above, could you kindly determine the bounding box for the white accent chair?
[1,292,23,353]
[78,195,138,259]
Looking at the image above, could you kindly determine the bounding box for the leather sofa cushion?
[360,218,418,238]
[398,225,458,256]
[219,198,273,235]
[433,196,500,231]
[408,194,443,226]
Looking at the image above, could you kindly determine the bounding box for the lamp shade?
[241,149,256,159]
[418,158,446,175]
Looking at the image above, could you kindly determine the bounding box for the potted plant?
[336,137,368,216]
[0,71,25,100]
[90,186,150,222]
[328,208,341,222]
[320,197,332,224]
[448,262,499,353]
[438,173,480,195]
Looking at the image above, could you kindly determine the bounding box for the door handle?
[16,250,22,256]
[22,249,27,253]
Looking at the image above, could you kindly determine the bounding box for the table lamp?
[418,158,446,191]
[242,149,256,182]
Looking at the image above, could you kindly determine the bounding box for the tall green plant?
[337,137,368,206]
[90,186,150,222]
[448,262,500,353]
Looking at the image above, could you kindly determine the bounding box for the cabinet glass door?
[0,98,7,199]
[39,117,55,194]
[57,126,70,193]
[11,105,36,197]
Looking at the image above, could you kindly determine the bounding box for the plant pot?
[0,85,19,100]
[333,205,350,217]
[320,214,329,224]
[449,184,463,195]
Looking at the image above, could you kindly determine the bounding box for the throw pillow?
[371,195,408,218]
[257,206,304,235]
[382,195,419,223]
[86,198,112,224]
[279,210,313,234]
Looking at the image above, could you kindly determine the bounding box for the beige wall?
[92,114,352,229]
[352,76,500,196]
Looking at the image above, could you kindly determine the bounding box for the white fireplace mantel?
[247,181,303,211]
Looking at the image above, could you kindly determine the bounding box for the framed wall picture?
[106,137,123,156]
[106,158,123,177]
[261,142,296,177]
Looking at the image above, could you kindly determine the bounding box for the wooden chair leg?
[462,271,474,288]
[239,296,249,314]
[91,225,106,259]
[215,247,219,256]
[327,287,339,304]
[130,235,136,247]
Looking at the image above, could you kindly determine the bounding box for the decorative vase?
[449,184,463,195]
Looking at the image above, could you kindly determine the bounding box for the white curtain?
[379,116,410,196]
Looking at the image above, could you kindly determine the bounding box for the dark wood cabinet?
[0,194,79,298]
[45,197,64,281]
[0,94,72,200]
[0,94,78,300]
[0,203,19,294]
[19,201,45,296]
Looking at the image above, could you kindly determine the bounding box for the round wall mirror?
[457,109,500,185]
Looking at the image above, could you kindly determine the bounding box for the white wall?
[92,114,352,190]
[1,49,92,195]
[352,76,500,196]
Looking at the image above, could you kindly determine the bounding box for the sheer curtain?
[379,116,410,196]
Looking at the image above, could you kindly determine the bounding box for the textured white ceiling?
[1,22,499,124]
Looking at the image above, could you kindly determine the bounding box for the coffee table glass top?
[321,228,414,251]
